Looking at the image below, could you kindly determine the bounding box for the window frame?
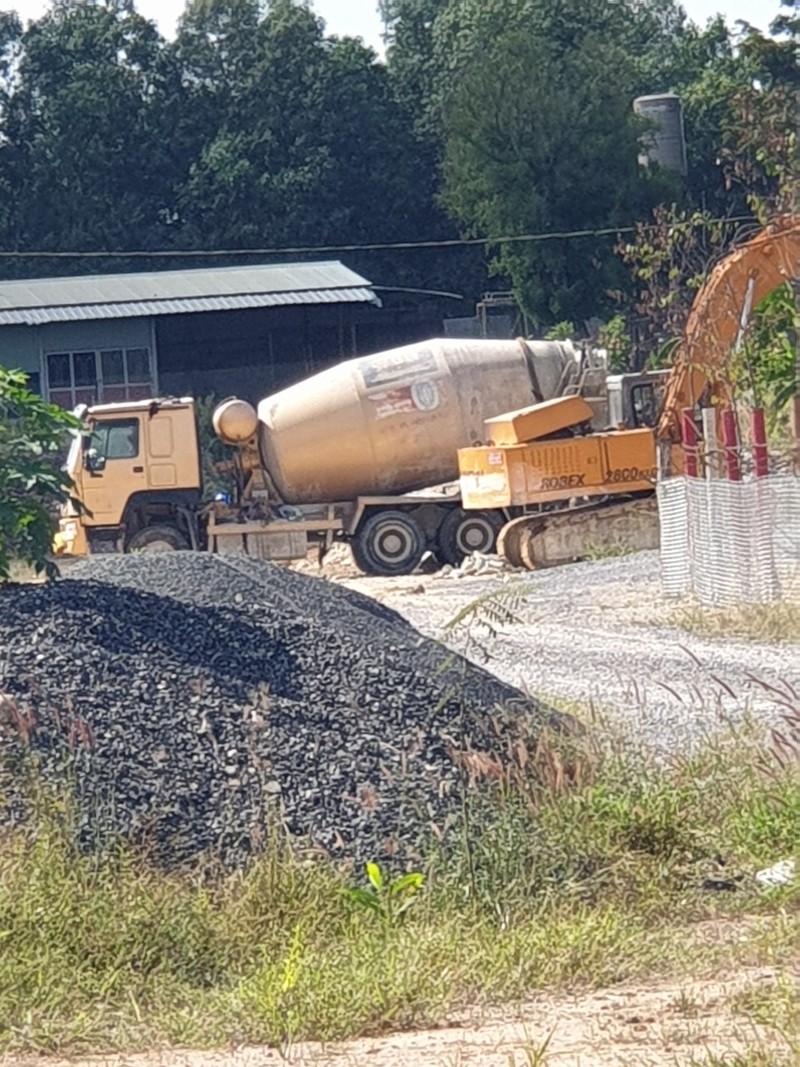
[630,383,658,428]
[45,347,154,407]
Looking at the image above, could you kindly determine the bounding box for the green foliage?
[0,0,795,337]
[670,598,800,644]
[173,0,444,279]
[0,0,448,288]
[440,582,528,664]
[0,368,79,581]
[619,207,796,394]
[193,394,233,498]
[439,22,673,327]
[597,315,632,373]
[0,2,175,265]
[1,720,798,1052]
[720,83,799,223]
[346,862,425,923]
[618,206,738,367]
[544,321,577,342]
[741,283,798,426]
[583,540,637,561]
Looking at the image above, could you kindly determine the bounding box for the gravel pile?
[0,554,559,868]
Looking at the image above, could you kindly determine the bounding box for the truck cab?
[55,398,202,556]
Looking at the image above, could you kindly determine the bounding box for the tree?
[440,28,675,327]
[379,0,447,134]
[382,0,716,326]
[617,7,798,381]
[618,207,740,368]
[0,368,80,580]
[0,0,180,273]
[660,6,800,215]
[173,0,451,286]
[0,12,23,251]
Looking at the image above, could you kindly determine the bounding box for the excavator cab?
[606,370,670,430]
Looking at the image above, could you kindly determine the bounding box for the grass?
[4,559,46,584]
[0,706,799,1057]
[690,1053,798,1067]
[583,541,639,562]
[669,598,800,644]
[684,973,800,1066]
[730,973,800,1034]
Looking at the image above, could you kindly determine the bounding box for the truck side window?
[89,419,140,460]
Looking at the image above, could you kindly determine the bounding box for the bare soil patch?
[5,967,795,1067]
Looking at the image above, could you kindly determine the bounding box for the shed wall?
[39,319,151,352]
[0,326,40,374]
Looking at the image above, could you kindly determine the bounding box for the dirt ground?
[4,967,795,1067]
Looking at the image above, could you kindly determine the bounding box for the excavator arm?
[657,214,800,443]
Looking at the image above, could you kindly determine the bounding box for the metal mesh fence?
[658,473,800,605]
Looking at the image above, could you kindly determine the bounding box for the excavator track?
[498,496,659,570]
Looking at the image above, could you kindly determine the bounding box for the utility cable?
[0,215,758,259]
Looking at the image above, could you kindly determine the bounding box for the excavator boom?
[658,214,800,442]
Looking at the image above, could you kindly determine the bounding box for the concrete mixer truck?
[53,337,608,576]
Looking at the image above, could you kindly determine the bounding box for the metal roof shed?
[0,261,380,406]
[0,260,378,326]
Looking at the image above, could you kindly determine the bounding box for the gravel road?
[337,551,799,754]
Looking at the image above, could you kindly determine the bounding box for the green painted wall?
[0,317,154,388]
[0,326,40,373]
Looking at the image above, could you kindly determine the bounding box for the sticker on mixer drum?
[410,379,439,412]
[462,473,508,495]
[361,349,438,390]
[371,386,415,419]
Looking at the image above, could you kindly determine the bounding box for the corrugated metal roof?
[0,261,378,325]
[0,287,378,326]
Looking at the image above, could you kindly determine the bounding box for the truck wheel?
[437,508,504,566]
[126,524,188,553]
[352,510,425,577]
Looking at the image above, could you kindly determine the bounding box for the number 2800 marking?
[605,467,656,483]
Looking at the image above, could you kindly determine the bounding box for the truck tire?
[437,508,505,566]
[126,524,188,554]
[351,510,426,577]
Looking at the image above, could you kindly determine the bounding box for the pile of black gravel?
[0,554,560,868]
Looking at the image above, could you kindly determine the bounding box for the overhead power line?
[0,216,757,259]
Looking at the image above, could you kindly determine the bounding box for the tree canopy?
[0,0,795,327]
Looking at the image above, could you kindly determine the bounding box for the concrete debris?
[436,552,522,580]
[755,858,796,888]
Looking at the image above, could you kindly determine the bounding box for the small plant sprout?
[346,862,425,923]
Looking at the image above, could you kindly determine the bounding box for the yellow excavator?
[457,214,800,568]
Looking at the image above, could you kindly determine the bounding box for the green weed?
[583,541,638,561]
